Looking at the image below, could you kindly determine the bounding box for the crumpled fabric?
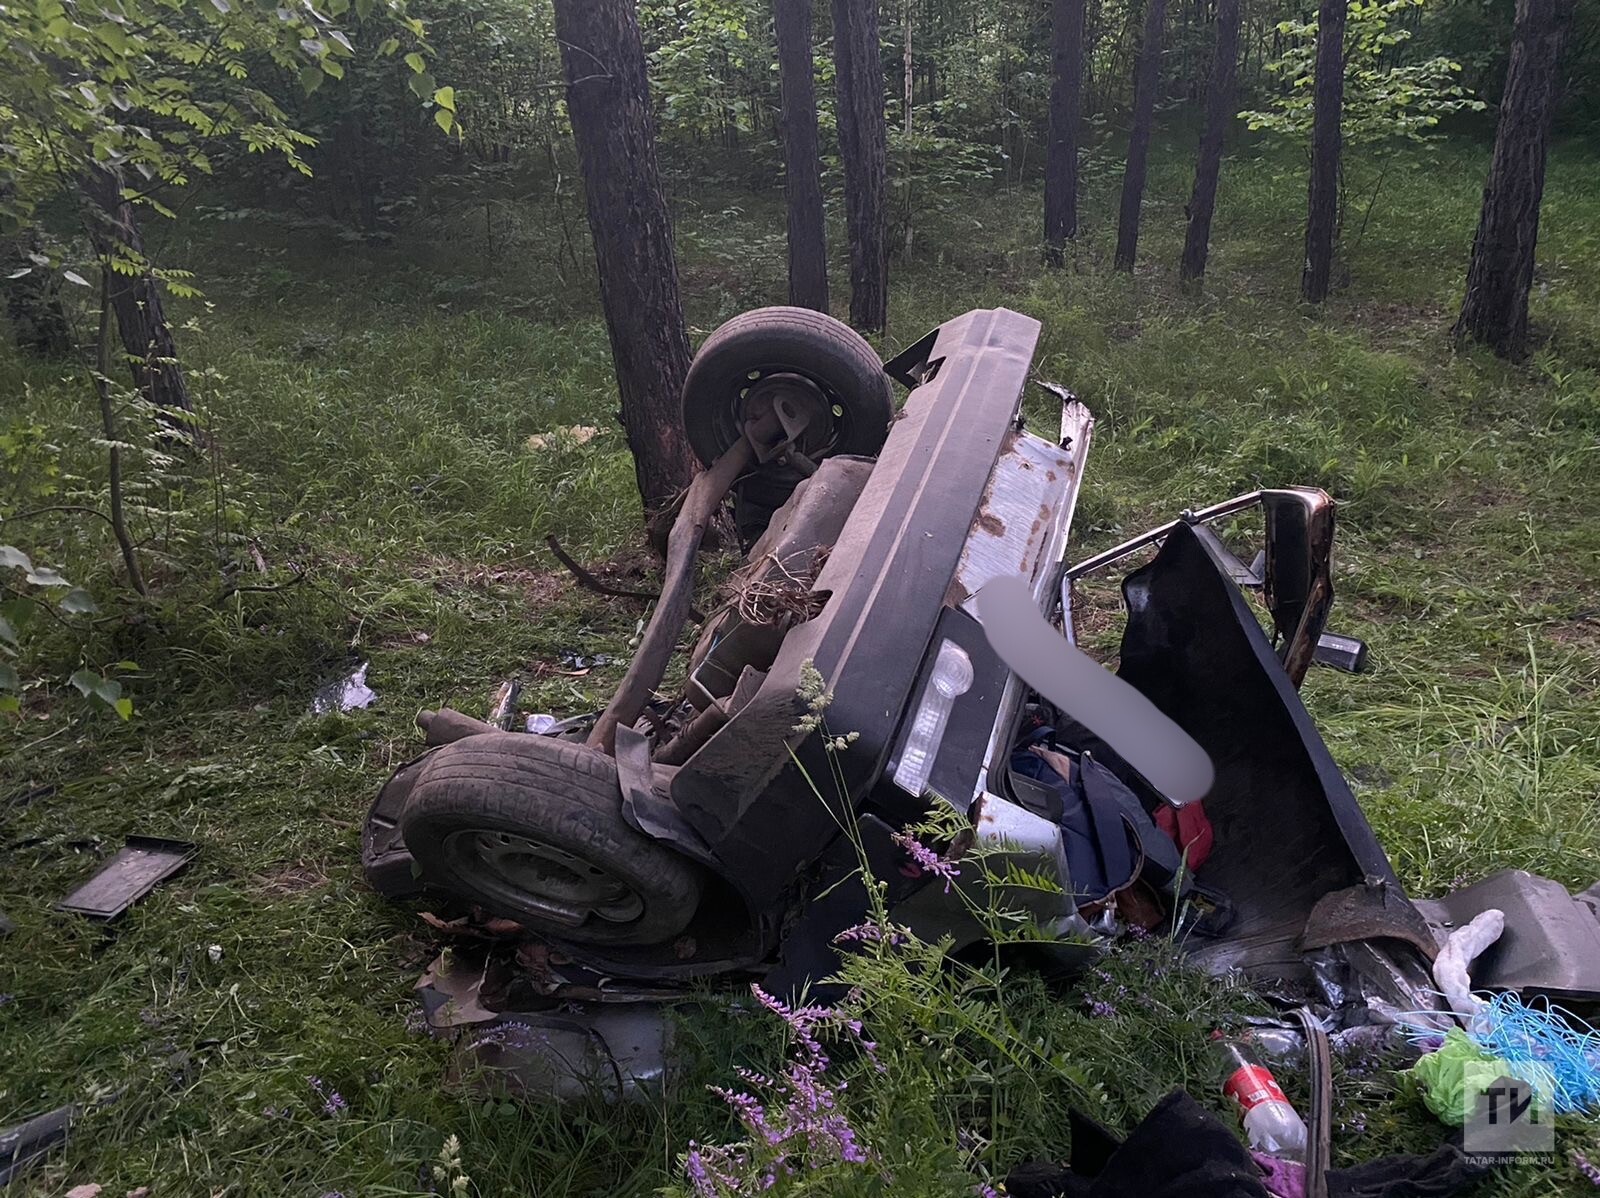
[1004,1089,1270,1198]
[1431,909,1504,1021]
[1327,1143,1491,1198]
[1250,1151,1305,1198]
[1406,1027,1522,1126]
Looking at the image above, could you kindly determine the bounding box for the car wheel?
[400,733,704,946]
[682,306,894,471]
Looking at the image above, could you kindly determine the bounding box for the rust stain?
[975,511,1007,536]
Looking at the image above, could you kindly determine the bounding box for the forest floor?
[3,133,1600,1197]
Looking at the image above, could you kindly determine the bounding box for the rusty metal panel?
[955,428,1078,617]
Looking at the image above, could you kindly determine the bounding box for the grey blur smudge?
[975,573,1215,804]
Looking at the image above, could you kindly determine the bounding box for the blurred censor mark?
[976,573,1216,805]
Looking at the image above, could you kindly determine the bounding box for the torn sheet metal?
[1413,870,1600,1004]
[56,837,197,919]
[310,661,376,714]
[416,950,671,1101]
[450,1004,671,1103]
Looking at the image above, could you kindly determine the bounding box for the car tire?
[400,733,704,946]
[682,306,894,470]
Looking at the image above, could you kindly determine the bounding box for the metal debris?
[309,661,376,714]
[56,837,197,919]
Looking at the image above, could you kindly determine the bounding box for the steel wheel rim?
[443,828,644,926]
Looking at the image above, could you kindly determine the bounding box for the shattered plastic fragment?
[526,713,557,734]
[310,662,376,714]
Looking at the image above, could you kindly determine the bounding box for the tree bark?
[1301,0,1346,303]
[775,0,829,312]
[3,228,74,358]
[1179,0,1240,289]
[902,0,914,135]
[1453,0,1575,359]
[84,168,195,429]
[1114,0,1167,272]
[1044,0,1087,264]
[831,0,889,333]
[552,0,699,517]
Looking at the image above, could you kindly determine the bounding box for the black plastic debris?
[56,837,197,919]
[0,1104,75,1185]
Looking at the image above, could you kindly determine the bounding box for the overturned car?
[363,307,1600,1085]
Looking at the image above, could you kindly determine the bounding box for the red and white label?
[1224,1065,1288,1111]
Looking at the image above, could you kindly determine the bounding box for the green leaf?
[69,667,98,697]
[0,613,15,648]
[0,663,18,691]
[404,50,425,73]
[300,64,324,93]
[115,660,140,671]
[59,587,98,615]
[408,71,436,100]
[62,269,90,287]
[434,108,454,134]
[114,696,134,720]
[433,85,454,112]
[0,600,34,638]
[377,36,398,54]
[0,695,19,715]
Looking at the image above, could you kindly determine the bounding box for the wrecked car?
[359,304,1466,1033]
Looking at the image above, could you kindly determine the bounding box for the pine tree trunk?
[552,0,699,517]
[1301,0,1346,303]
[1179,0,1240,289]
[1114,0,1167,272]
[775,0,829,312]
[831,0,889,333]
[85,168,195,431]
[1453,0,1575,359]
[1044,0,1087,264]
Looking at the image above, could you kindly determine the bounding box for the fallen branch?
[545,533,704,623]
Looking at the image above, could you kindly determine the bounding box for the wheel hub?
[443,829,644,928]
[740,372,836,461]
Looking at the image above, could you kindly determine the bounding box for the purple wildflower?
[834,922,910,948]
[1340,1110,1368,1135]
[1574,1151,1600,1187]
[891,830,961,891]
[976,1186,1000,1198]
[322,1090,347,1115]
[1089,1000,1118,1018]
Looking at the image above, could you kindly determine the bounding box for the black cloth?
[1326,1143,1490,1198]
[1004,1090,1271,1198]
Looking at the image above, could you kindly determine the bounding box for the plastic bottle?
[1216,1036,1308,1161]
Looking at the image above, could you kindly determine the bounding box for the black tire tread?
[682,306,893,468]
[401,733,702,946]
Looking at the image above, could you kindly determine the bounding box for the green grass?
[4,130,1600,1195]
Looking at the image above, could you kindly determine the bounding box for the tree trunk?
[1301,0,1346,302]
[831,0,889,333]
[1044,0,1087,263]
[902,0,914,135]
[1114,0,1167,272]
[552,0,699,517]
[1179,0,1240,289]
[775,0,829,312]
[1453,0,1575,359]
[84,168,195,430]
[3,228,74,358]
